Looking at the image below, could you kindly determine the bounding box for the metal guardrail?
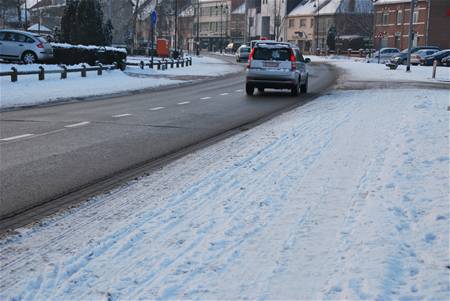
[125,57,193,71]
[0,63,119,82]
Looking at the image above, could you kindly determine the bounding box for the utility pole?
[406,0,416,72]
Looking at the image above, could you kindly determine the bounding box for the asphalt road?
[0,59,337,222]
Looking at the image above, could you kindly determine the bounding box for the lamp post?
[196,0,200,56]
[216,2,228,54]
[406,0,417,72]
[314,0,320,54]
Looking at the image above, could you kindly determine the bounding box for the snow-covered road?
[1,85,448,299]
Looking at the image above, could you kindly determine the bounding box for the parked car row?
[0,29,53,64]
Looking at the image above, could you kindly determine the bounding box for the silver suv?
[0,29,53,64]
[246,41,309,96]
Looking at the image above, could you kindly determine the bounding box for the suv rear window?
[253,47,291,61]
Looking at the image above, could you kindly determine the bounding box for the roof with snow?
[27,24,52,32]
[373,0,411,5]
[289,0,372,17]
[232,2,245,14]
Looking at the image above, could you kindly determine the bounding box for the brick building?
[373,0,450,50]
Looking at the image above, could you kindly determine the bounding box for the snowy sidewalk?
[0,62,448,300]
[0,56,242,110]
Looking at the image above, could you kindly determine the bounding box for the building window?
[288,19,295,28]
[249,17,254,27]
[382,11,389,25]
[413,11,419,23]
[395,32,401,48]
[300,19,306,27]
[310,18,314,28]
[397,11,403,25]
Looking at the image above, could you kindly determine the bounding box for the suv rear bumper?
[246,77,296,89]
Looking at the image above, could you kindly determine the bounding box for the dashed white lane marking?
[220,93,230,96]
[200,97,212,100]
[149,107,165,111]
[235,89,243,92]
[177,101,190,105]
[0,134,34,142]
[64,121,90,128]
[112,113,132,118]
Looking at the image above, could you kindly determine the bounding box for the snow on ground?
[0,64,448,299]
[0,56,241,110]
[307,55,450,83]
[125,55,242,77]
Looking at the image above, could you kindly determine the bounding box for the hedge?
[49,43,127,67]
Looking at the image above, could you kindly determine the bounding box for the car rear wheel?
[300,77,308,94]
[21,51,37,64]
[246,83,254,96]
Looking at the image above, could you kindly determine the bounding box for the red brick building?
[373,0,450,50]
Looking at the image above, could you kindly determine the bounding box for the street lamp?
[314,0,320,54]
[216,2,228,54]
[196,0,200,56]
[406,0,417,72]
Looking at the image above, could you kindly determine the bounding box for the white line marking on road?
[149,107,165,111]
[235,89,243,92]
[220,93,230,96]
[0,134,34,142]
[64,121,90,128]
[201,97,212,100]
[112,114,132,118]
[177,101,190,105]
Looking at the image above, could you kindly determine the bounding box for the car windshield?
[253,47,291,61]
[430,50,450,57]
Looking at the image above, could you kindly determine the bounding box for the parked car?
[236,45,251,62]
[367,47,400,63]
[441,55,450,67]
[410,49,440,65]
[390,46,441,65]
[420,49,450,66]
[0,29,53,63]
[245,41,309,96]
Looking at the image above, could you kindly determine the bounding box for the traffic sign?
[151,10,158,25]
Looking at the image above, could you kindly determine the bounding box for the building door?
[380,37,388,48]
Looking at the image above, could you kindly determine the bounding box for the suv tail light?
[290,52,296,70]
[36,43,44,49]
[247,48,255,69]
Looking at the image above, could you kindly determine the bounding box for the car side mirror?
[305,58,311,63]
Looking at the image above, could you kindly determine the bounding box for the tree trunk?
[130,0,141,55]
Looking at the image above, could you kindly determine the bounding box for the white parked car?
[367,47,400,64]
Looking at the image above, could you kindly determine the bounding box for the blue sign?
[151,10,158,25]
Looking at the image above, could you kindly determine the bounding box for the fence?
[125,57,193,71]
[0,63,120,82]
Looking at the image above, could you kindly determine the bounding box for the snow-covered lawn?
[307,55,450,83]
[0,56,242,110]
[0,61,448,299]
[125,55,242,77]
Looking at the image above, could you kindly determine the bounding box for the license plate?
[263,61,279,68]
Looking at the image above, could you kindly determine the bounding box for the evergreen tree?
[76,0,105,45]
[60,0,79,44]
[103,19,114,46]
